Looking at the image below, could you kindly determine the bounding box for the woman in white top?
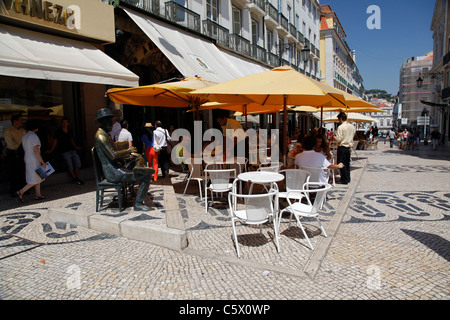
[16,120,47,202]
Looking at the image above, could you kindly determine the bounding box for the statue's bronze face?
[98,117,113,133]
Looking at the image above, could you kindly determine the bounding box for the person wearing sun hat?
[93,108,154,211]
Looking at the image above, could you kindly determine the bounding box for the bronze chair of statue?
[92,147,127,212]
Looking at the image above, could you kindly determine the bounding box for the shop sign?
[0,0,115,43]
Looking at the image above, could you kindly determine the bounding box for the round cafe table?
[237,171,284,194]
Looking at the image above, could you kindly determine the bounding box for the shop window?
[0,76,84,183]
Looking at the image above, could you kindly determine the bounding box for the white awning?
[124,8,269,83]
[0,24,139,87]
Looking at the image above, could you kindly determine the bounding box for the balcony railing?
[202,19,229,46]
[267,52,279,67]
[165,1,200,33]
[229,33,251,56]
[278,13,288,31]
[310,44,316,56]
[304,38,310,49]
[115,0,161,15]
[265,2,278,21]
[251,0,265,11]
[296,31,304,44]
[251,44,267,62]
[289,23,296,37]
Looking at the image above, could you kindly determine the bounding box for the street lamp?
[417,71,443,88]
[301,47,310,63]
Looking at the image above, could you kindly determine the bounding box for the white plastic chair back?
[283,169,310,192]
[208,169,235,191]
[299,165,329,184]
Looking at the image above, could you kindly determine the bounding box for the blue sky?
[324,0,435,96]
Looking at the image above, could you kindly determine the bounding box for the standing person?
[118,120,133,148]
[216,110,246,161]
[431,128,440,151]
[414,127,421,150]
[110,117,121,142]
[153,120,171,178]
[388,128,396,148]
[4,115,26,197]
[46,117,84,185]
[334,112,355,185]
[402,128,408,150]
[16,120,47,202]
[141,123,158,181]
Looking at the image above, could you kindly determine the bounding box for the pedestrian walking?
[153,120,171,178]
[141,123,158,181]
[4,115,26,196]
[46,118,84,185]
[388,128,396,148]
[110,116,121,142]
[16,119,47,202]
[431,128,440,151]
[334,112,355,184]
[118,120,133,148]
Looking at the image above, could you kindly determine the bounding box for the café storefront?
[0,0,139,191]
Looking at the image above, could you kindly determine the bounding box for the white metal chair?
[278,182,332,250]
[298,165,332,208]
[228,179,280,258]
[259,160,283,172]
[204,164,236,213]
[278,169,311,201]
[183,158,205,200]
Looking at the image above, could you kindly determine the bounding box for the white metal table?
[237,171,284,193]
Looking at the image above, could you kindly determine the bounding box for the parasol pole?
[283,94,288,166]
[244,104,248,130]
[320,105,323,128]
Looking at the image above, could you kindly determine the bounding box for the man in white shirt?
[154,120,171,178]
[294,135,344,183]
[334,112,355,184]
[118,120,133,148]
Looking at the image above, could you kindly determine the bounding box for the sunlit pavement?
[0,140,449,300]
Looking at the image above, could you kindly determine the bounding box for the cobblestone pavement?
[0,141,449,301]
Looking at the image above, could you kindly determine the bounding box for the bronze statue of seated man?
[94,108,154,211]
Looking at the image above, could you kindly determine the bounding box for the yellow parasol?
[191,66,347,160]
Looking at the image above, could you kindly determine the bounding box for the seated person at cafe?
[294,135,344,183]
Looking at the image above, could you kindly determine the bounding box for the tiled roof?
[320,16,329,30]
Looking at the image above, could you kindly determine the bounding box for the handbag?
[153,134,161,152]
[164,129,172,155]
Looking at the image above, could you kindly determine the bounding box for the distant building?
[319,4,364,97]
[369,98,395,136]
[428,0,450,145]
[398,51,435,133]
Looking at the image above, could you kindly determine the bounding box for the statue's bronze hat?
[94,108,114,123]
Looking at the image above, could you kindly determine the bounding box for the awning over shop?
[0,23,139,87]
[123,8,269,83]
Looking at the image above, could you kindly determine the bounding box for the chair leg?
[231,220,240,258]
[197,180,203,200]
[96,190,100,212]
[183,178,191,196]
[118,187,123,211]
[273,215,281,253]
[316,217,327,238]
[294,215,314,250]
